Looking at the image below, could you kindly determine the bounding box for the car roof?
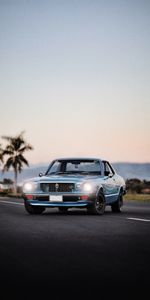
[52,157,103,161]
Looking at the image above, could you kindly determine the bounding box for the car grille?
[40,183,75,193]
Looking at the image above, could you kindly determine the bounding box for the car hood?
[32,174,101,184]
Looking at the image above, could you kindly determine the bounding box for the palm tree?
[0,144,4,181]
[0,143,4,164]
[2,131,33,194]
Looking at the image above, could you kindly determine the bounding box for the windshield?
[46,160,101,175]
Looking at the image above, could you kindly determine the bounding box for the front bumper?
[26,200,89,208]
[23,193,94,208]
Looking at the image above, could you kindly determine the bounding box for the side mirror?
[104,171,110,176]
[39,173,43,177]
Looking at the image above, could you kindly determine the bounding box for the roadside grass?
[124,193,150,201]
[7,193,22,198]
[0,192,22,198]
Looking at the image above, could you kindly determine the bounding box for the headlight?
[23,182,35,193]
[82,183,92,192]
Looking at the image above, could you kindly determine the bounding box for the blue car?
[22,157,126,215]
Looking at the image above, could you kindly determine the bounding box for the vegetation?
[124,193,150,201]
[126,178,150,194]
[0,143,4,164]
[1,131,33,194]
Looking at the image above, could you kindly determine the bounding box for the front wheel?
[87,192,106,215]
[111,194,123,213]
[24,200,45,215]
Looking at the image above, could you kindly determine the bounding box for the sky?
[0,0,150,164]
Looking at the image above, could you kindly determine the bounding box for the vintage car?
[22,157,126,215]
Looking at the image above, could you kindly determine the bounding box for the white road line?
[0,200,24,206]
[127,217,150,222]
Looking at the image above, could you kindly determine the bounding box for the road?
[0,197,150,296]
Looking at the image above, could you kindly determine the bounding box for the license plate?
[49,195,63,202]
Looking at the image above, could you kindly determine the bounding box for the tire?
[58,207,68,213]
[87,192,106,215]
[111,193,123,213]
[24,200,45,215]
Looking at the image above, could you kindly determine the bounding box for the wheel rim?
[96,195,105,212]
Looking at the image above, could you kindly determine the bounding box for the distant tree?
[0,143,4,164]
[0,144,4,181]
[143,180,150,188]
[126,178,142,194]
[2,131,33,194]
[3,178,14,184]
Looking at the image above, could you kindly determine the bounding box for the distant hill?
[112,163,150,181]
[0,162,150,184]
[0,164,48,184]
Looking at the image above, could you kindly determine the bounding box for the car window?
[103,161,114,176]
[47,160,101,175]
[66,161,101,173]
[48,161,60,174]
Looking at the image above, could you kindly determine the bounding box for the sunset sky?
[0,0,150,164]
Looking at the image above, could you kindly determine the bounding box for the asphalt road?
[0,197,150,296]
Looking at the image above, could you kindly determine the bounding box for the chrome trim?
[28,200,88,207]
[105,193,119,197]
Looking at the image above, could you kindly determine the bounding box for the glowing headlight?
[23,182,34,192]
[83,183,92,192]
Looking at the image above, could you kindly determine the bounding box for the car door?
[102,161,119,203]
